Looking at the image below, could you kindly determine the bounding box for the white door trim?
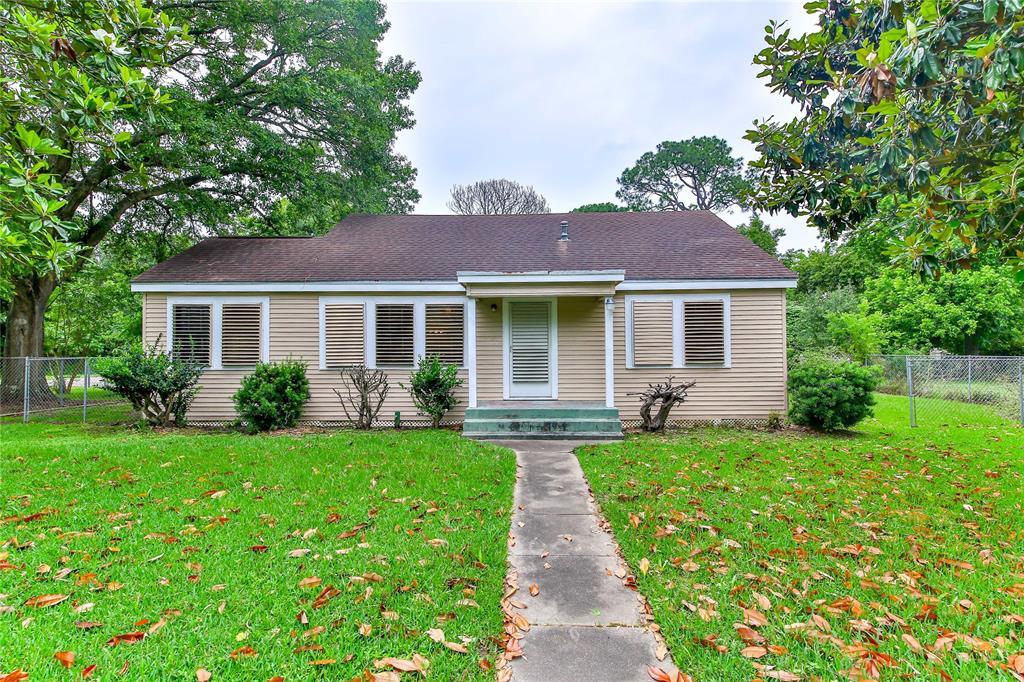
[502,298,558,400]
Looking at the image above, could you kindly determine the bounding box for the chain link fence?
[868,354,1024,427]
[0,357,130,424]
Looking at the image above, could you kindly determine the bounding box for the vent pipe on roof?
[558,220,569,242]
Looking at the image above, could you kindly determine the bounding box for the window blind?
[221,303,261,366]
[683,300,726,364]
[324,303,365,367]
[631,300,673,366]
[375,303,414,367]
[424,304,464,365]
[172,305,212,366]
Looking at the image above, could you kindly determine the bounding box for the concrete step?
[462,406,623,440]
[463,418,622,434]
[464,431,623,441]
[465,407,620,421]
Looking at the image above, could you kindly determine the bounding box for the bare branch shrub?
[334,365,389,429]
[630,376,696,432]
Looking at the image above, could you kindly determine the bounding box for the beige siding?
[142,288,788,423]
[476,298,504,402]
[556,297,605,401]
[614,290,787,420]
[141,293,467,424]
[143,294,167,349]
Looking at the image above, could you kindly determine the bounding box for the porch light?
[604,296,615,310]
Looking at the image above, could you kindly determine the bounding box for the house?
[131,212,796,436]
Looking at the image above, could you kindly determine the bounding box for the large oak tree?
[1,0,420,362]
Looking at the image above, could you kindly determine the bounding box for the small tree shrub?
[94,342,203,426]
[788,357,879,431]
[403,355,463,428]
[334,365,389,429]
[233,360,309,433]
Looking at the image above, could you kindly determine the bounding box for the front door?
[507,300,555,398]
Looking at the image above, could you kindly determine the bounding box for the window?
[221,304,261,367]
[683,300,725,365]
[319,297,467,371]
[323,303,365,368]
[167,297,268,369]
[425,303,464,365]
[625,295,730,368]
[171,305,212,366]
[375,303,415,367]
[631,300,673,367]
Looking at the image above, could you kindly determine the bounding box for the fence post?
[1018,359,1023,427]
[967,356,972,401]
[82,358,90,423]
[906,356,917,428]
[58,358,65,405]
[22,358,31,423]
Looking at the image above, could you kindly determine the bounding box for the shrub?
[788,357,879,431]
[402,355,463,428]
[94,342,203,426]
[233,360,309,433]
[334,365,389,429]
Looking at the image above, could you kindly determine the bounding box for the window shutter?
[425,304,464,365]
[222,304,262,367]
[324,303,365,367]
[172,304,212,366]
[631,300,673,366]
[375,303,414,367]
[684,300,726,364]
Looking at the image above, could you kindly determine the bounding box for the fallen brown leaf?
[25,594,69,608]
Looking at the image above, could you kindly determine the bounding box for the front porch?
[459,270,624,439]
[462,400,622,440]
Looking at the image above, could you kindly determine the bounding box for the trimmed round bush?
[233,360,310,433]
[788,357,879,431]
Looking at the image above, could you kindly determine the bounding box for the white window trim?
[166,296,269,370]
[318,296,467,371]
[502,297,558,400]
[624,293,731,369]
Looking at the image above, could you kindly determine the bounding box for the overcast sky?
[380,0,821,252]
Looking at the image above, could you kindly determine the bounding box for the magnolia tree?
[746,0,1024,275]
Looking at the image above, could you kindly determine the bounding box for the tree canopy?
[616,136,747,211]
[570,202,629,213]
[736,215,785,257]
[447,178,550,215]
[862,265,1024,354]
[1,0,421,358]
[746,0,1024,274]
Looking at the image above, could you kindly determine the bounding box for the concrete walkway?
[498,440,679,682]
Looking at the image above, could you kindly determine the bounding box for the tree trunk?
[1,273,58,411]
[964,334,980,356]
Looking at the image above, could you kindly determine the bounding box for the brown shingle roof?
[133,212,796,283]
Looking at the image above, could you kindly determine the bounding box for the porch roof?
[457,270,623,297]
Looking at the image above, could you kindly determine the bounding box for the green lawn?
[0,423,515,680]
[578,394,1024,681]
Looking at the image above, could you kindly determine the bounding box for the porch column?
[466,297,477,408]
[604,296,615,408]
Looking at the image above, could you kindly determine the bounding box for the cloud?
[382,0,821,251]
